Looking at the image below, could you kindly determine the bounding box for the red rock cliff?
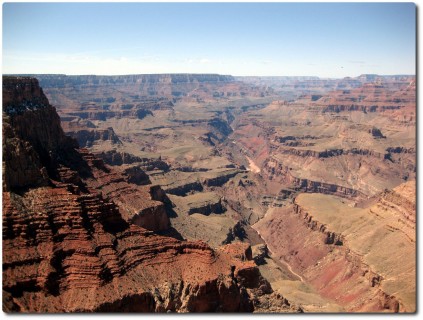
[2,76,288,313]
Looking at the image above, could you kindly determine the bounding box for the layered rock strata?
[254,182,416,312]
[3,77,294,313]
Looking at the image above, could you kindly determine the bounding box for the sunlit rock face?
[3,77,295,313]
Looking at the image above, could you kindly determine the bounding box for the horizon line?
[3,73,416,79]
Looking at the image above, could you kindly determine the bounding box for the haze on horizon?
[2,2,416,78]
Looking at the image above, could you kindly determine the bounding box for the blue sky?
[2,2,416,77]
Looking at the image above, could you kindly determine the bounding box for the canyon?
[2,73,415,313]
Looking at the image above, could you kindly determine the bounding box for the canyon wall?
[6,73,415,313]
[254,183,415,312]
[2,76,294,313]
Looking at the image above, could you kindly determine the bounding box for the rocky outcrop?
[293,179,364,199]
[76,148,169,232]
[2,77,50,114]
[263,156,366,200]
[276,147,388,159]
[321,104,401,113]
[292,202,344,246]
[261,192,293,208]
[3,76,293,313]
[122,165,152,185]
[172,117,233,143]
[185,192,225,216]
[377,181,416,224]
[97,150,170,172]
[3,77,79,191]
[164,181,204,196]
[158,169,240,197]
[2,119,49,189]
[202,170,240,187]
[66,127,122,147]
[251,244,269,265]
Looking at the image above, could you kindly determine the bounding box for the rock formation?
[8,73,414,313]
[254,182,416,312]
[65,127,122,148]
[98,150,170,171]
[2,77,295,313]
[231,75,415,197]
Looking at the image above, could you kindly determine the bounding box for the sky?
[1,2,416,78]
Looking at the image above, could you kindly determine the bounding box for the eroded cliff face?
[263,156,367,200]
[97,150,170,171]
[2,77,294,313]
[3,77,78,190]
[65,127,122,148]
[12,73,415,313]
[227,75,415,200]
[254,182,416,312]
[3,185,274,312]
[3,77,50,111]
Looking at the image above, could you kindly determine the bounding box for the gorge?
[2,73,416,313]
